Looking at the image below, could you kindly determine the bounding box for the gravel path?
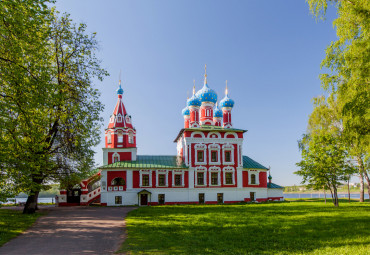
[0,206,136,255]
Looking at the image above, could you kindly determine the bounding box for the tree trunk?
[348,176,350,203]
[333,186,339,207]
[23,191,40,214]
[359,172,364,202]
[363,171,370,202]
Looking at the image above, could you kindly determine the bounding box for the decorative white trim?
[209,167,221,186]
[207,132,221,139]
[191,132,205,138]
[222,143,235,165]
[194,144,207,165]
[172,170,185,187]
[112,152,120,163]
[223,167,235,185]
[248,170,260,185]
[195,167,206,186]
[208,143,221,165]
[140,170,152,187]
[117,130,123,143]
[156,170,168,187]
[117,113,123,123]
[107,131,112,144]
[224,132,237,139]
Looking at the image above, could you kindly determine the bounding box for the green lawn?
[120,200,370,254]
[0,209,45,247]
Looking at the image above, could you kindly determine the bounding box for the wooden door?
[250,192,255,201]
[140,194,148,205]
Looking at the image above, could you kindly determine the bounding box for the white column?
[237,168,243,188]
[189,169,195,189]
[127,170,133,190]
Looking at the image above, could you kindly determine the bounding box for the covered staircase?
[58,172,101,206]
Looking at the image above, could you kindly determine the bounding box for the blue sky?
[55,0,337,186]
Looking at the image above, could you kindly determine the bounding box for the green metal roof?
[100,155,188,169]
[243,155,268,170]
[267,182,284,189]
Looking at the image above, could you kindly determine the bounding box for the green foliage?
[303,0,370,201]
[0,209,45,246]
[0,0,107,211]
[120,203,370,254]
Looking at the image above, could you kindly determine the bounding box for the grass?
[120,200,370,254]
[0,209,45,247]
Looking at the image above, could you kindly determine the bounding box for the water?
[284,193,369,199]
[3,197,55,204]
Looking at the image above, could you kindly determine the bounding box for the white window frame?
[195,167,207,187]
[107,131,112,144]
[222,143,235,165]
[248,170,260,185]
[223,167,235,185]
[209,167,221,186]
[125,115,131,124]
[208,144,221,165]
[117,114,123,123]
[195,144,207,165]
[117,130,123,143]
[128,132,134,144]
[140,170,152,187]
[156,170,168,187]
[172,170,185,187]
[112,152,120,163]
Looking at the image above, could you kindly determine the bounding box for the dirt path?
[0,206,136,255]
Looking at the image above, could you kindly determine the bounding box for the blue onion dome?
[213,103,223,118]
[187,94,201,107]
[220,95,234,108]
[197,83,218,104]
[117,84,123,95]
[182,106,190,116]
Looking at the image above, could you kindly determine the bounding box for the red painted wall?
[108,152,132,164]
[132,171,140,188]
[107,171,127,191]
[243,171,267,188]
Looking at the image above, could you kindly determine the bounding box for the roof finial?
[119,70,122,86]
[193,80,196,95]
[204,64,207,85]
[225,80,228,96]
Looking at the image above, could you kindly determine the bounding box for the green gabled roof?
[267,182,284,189]
[100,155,188,169]
[243,155,268,170]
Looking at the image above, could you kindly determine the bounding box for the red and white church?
[58,68,283,206]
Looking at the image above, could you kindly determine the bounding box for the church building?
[57,67,283,206]
[97,67,284,206]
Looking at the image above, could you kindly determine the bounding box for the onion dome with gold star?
[219,81,235,108]
[196,65,217,104]
[213,103,223,117]
[187,83,201,107]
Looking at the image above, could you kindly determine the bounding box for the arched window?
[111,177,125,186]
[117,130,123,143]
[251,174,256,184]
[113,154,119,163]
[107,131,112,144]
[128,132,134,144]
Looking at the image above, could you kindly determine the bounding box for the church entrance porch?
[138,189,151,206]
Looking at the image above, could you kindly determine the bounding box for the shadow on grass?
[121,202,370,254]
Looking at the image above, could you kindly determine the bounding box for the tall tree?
[306,0,370,200]
[296,95,355,206]
[0,0,107,213]
[296,133,353,206]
